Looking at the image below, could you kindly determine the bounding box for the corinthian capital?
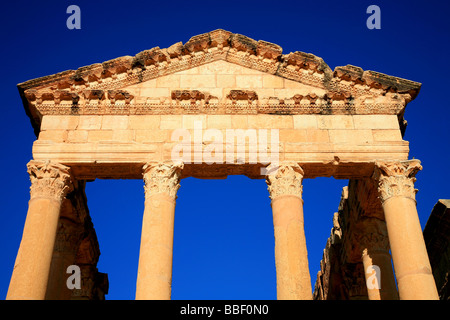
[265,162,304,201]
[27,160,74,202]
[142,162,184,201]
[372,160,422,204]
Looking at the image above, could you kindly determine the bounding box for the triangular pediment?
[123,59,327,104]
[18,29,421,134]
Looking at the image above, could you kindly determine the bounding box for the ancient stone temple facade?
[8,29,439,299]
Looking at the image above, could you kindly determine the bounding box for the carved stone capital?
[372,160,422,204]
[27,160,74,202]
[142,162,184,201]
[265,162,304,201]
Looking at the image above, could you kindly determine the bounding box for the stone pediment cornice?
[18,29,421,135]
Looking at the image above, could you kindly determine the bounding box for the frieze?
[31,99,405,116]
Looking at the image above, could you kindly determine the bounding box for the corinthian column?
[355,218,398,300]
[135,162,183,300]
[266,162,311,300]
[7,160,74,300]
[373,160,439,300]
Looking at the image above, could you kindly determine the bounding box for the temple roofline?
[17,29,421,94]
[17,29,421,136]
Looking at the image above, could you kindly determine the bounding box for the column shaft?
[362,250,398,300]
[272,195,311,299]
[135,162,183,300]
[136,194,176,299]
[383,196,438,299]
[7,161,73,300]
[356,217,398,300]
[374,160,439,300]
[266,163,312,300]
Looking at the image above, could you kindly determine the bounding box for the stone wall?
[315,188,450,300]
[313,178,390,300]
[313,185,367,299]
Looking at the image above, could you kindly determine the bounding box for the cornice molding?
[19,29,421,98]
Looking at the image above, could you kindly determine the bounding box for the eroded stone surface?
[313,179,394,300]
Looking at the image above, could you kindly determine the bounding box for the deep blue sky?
[0,0,449,300]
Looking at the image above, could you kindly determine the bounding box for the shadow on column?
[45,180,109,300]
